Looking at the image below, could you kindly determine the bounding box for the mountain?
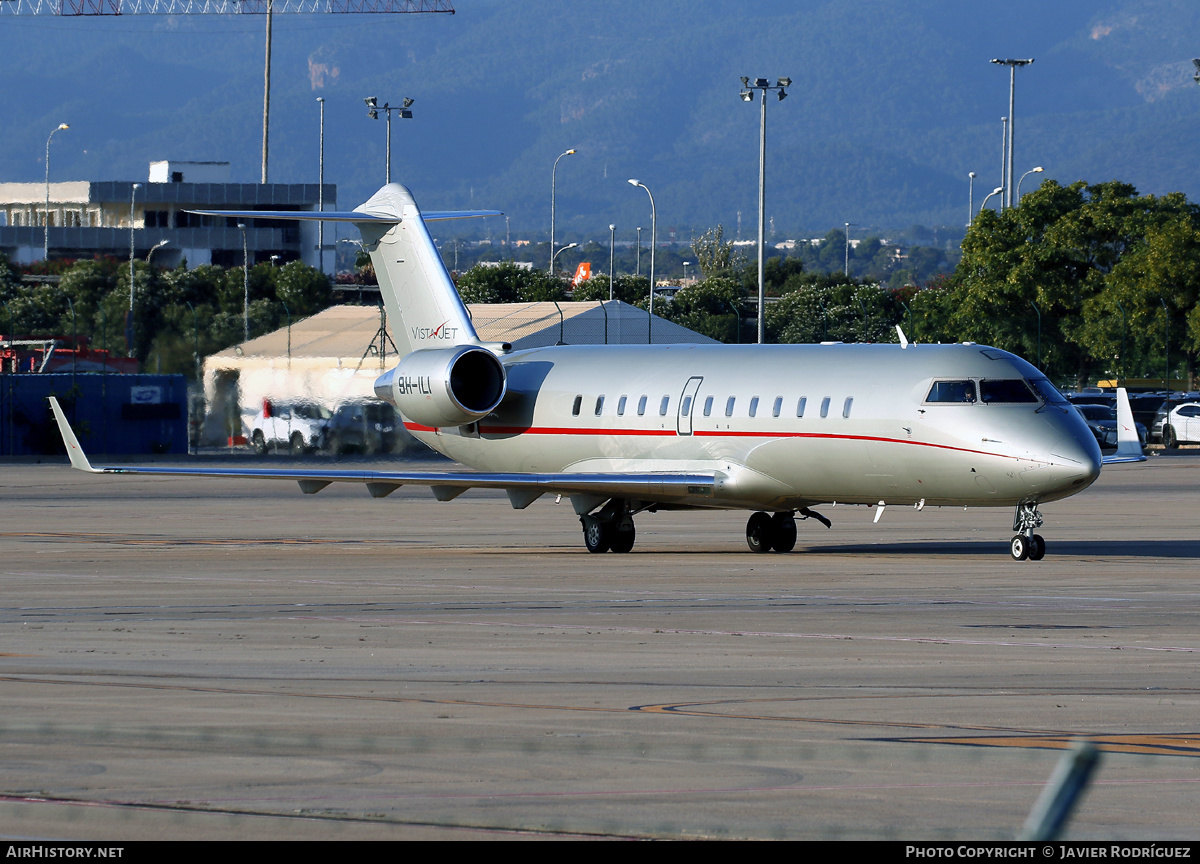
[3,0,1199,244]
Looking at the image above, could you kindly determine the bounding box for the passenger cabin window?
[595,396,605,416]
[749,397,759,418]
[772,397,782,418]
[980,379,1038,403]
[572,395,582,416]
[681,396,692,416]
[796,397,806,418]
[637,395,648,416]
[659,396,670,416]
[926,380,976,403]
[842,397,854,418]
[725,396,736,417]
[617,395,627,416]
[703,396,713,417]
[820,397,830,418]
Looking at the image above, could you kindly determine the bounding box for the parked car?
[1071,403,1147,450]
[325,401,402,455]
[248,401,330,455]
[1149,395,1200,444]
[1161,402,1200,448]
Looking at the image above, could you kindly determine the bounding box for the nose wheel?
[1011,502,1047,561]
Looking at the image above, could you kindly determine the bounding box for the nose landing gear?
[1011,501,1046,561]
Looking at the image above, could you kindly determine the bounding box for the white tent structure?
[201,301,716,446]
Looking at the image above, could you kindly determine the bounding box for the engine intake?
[374,346,506,428]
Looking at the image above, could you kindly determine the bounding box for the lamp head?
[364,97,376,108]
[628,179,640,187]
[1033,166,1044,173]
[57,123,69,131]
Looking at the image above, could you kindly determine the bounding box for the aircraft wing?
[1101,387,1146,464]
[48,398,712,508]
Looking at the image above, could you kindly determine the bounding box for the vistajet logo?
[412,321,458,341]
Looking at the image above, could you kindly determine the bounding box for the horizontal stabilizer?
[184,209,501,223]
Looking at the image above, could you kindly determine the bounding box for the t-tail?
[190,184,508,429]
[353,183,480,357]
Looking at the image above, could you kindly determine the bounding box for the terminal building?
[0,160,335,274]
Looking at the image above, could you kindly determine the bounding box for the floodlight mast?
[991,58,1034,210]
[739,76,790,343]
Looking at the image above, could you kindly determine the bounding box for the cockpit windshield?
[979,379,1038,403]
[1026,378,1069,405]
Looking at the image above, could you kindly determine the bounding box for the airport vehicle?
[50,183,1144,561]
[1071,403,1148,450]
[1162,402,1200,448]
[248,401,330,455]
[325,401,402,455]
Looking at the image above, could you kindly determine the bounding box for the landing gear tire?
[746,512,774,553]
[770,513,797,553]
[610,522,636,554]
[1010,534,1029,561]
[582,517,611,554]
[1028,534,1046,561]
[1165,425,1178,449]
[251,430,266,456]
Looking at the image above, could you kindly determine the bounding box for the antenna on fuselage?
[896,325,910,349]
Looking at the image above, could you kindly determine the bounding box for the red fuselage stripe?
[403,422,1042,464]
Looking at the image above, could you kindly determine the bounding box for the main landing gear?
[580,500,636,554]
[1011,501,1046,561]
[746,508,831,553]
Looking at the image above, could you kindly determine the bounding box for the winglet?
[1103,387,1146,464]
[48,397,99,473]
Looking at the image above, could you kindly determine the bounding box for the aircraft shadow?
[793,539,1200,559]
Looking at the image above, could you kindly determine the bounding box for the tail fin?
[1103,387,1146,464]
[353,184,479,357]
[187,183,500,358]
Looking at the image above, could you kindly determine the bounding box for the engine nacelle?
[374,346,506,429]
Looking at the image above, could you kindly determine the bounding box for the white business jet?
[50,183,1143,561]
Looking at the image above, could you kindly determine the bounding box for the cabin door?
[676,376,704,436]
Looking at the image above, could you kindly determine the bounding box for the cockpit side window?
[926,380,976,403]
[980,379,1038,403]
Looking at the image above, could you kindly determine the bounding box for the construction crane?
[1,0,456,182]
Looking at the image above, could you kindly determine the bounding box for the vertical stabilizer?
[1104,387,1147,463]
[353,183,479,357]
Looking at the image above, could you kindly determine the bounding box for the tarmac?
[2,451,1199,840]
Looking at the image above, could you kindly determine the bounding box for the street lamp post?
[127,183,140,358]
[551,242,578,273]
[968,172,976,227]
[682,260,690,284]
[739,76,790,344]
[317,96,325,274]
[636,226,642,277]
[628,179,657,341]
[44,123,68,261]
[980,186,1005,214]
[238,222,249,343]
[844,222,855,278]
[992,58,1034,210]
[146,239,169,265]
[1017,166,1044,204]
[999,116,1008,209]
[364,97,414,184]
[550,149,576,275]
[609,224,616,301]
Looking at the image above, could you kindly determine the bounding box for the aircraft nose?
[1046,430,1102,491]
